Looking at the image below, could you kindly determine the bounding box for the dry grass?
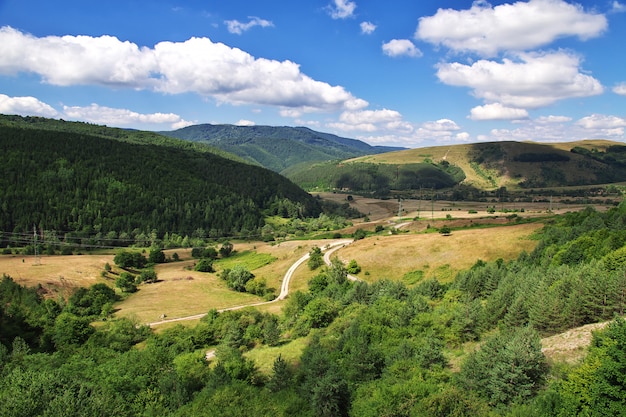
[334,222,542,284]
[541,321,611,365]
[0,253,114,299]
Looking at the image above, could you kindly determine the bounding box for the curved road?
[147,239,354,327]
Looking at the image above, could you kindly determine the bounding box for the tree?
[137,269,158,284]
[353,228,367,240]
[148,248,166,264]
[52,313,95,349]
[347,259,361,274]
[439,225,452,236]
[221,265,254,292]
[113,250,146,269]
[307,246,324,270]
[219,241,234,258]
[116,272,137,293]
[267,355,291,392]
[459,326,547,406]
[195,258,214,273]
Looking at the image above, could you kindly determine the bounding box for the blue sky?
[0,0,625,148]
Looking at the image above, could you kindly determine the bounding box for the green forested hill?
[0,115,321,242]
[343,140,626,191]
[161,124,404,172]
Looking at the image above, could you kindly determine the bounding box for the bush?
[347,259,361,274]
[195,258,214,273]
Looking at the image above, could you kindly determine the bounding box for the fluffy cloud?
[329,108,405,132]
[613,83,626,96]
[0,26,363,114]
[470,103,529,121]
[416,0,607,56]
[382,39,422,58]
[330,116,467,148]
[225,17,274,35]
[327,0,356,19]
[436,51,604,109]
[235,119,256,126]
[360,21,377,34]
[0,94,58,117]
[62,103,193,129]
[478,113,625,142]
[576,114,626,130]
[0,26,156,88]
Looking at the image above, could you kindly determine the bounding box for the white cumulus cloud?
[576,114,626,129]
[0,94,58,117]
[360,21,376,34]
[470,103,529,121]
[0,26,364,115]
[225,17,274,35]
[62,103,193,129]
[416,0,607,56]
[436,51,604,109]
[327,0,356,19]
[235,119,256,126]
[329,108,404,132]
[382,39,422,58]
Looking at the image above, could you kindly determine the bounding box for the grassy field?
[335,222,542,284]
[0,219,542,325]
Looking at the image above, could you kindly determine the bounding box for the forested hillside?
[283,159,466,195]
[3,202,626,416]
[343,139,626,191]
[161,124,404,172]
[0,115,321,245]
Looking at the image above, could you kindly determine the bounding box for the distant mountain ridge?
[160,124,404,173]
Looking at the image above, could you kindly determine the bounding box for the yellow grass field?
[334,222,542,283]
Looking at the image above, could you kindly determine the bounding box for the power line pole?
[33,224,40,265]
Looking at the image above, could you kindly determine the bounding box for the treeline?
[0,117,321,246]
[3,203,626,415]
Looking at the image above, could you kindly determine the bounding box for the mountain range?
[160,124,404,173]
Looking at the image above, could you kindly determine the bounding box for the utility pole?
[33,225,40,265]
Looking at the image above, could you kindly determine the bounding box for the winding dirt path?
[147,239,354,327]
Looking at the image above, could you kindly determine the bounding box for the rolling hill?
[0,114,321,244]
[160,124,404,173]
[284,140,626,194]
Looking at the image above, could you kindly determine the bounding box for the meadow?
[0,215,541,325]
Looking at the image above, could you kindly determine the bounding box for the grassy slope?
[348,139,624,190]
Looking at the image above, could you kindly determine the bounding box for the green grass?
[244,337,310,375]
[215,251,277,271]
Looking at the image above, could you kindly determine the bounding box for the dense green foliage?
[161,124,403,173]
[3,202,626,416]
[0,115,321,247]
[285,160,465,195]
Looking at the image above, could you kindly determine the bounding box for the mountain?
[0,115,321,242]
[160,124,404,173]
[284,140,626,194]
